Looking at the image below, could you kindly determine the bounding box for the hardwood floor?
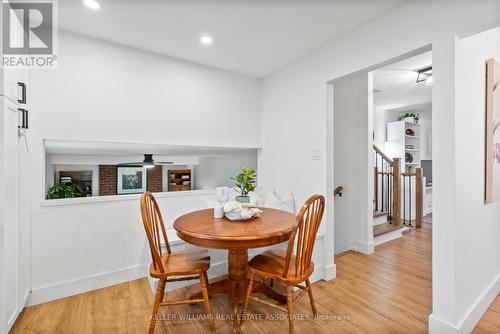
[10,223,437,333]
[473,294,500,333]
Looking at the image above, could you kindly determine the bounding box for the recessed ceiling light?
[84,0,101,10]
[200,35,213,46]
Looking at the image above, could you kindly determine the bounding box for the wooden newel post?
[415,168,423,228]
[392,158,400,226]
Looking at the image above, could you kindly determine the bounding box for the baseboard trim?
[457,273,500,333]
[429,273,500,334]
[149,260,335,292]
[8,289,33,331]
[323,263,336,281]
[7,309,21,333]
[348,240,374,255]
[28,235,329,306]
[428,314,457,334]
[28,264,149,306]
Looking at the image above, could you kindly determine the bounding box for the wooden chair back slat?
[140,192,171,274]
[282,195,325,278]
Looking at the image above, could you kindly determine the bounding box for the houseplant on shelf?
[46,182,82,199]
[399,112,420,124]
[231,167,256,203]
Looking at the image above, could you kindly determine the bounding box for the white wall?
[194,152,257,190]
[454,27,500,333]
[31,31,262,148]
[258,1,500,332]
[333,73,373,255]
[27,31,261,304]
[373,106,388,149]
[29,190,226,305]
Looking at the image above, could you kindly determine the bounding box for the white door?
[1,97,30,332]
[2,97,20,331]
[17,129,30,310]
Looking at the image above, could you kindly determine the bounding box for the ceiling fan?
[118,154,173,169]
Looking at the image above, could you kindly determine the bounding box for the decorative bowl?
[225,211,256,221]
[223,201,263,221]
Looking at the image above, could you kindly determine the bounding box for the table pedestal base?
[189,249,286,333]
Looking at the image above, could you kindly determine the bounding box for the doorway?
[371,51,433,243]
[330,47,433,256]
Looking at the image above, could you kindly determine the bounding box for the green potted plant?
[46,182,81,199]
[399,112,420,123]
[231,167,256,203]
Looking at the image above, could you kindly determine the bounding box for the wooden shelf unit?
[387,120,421,172]
[168,169,192,191]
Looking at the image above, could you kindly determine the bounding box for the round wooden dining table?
[173,207,296,333]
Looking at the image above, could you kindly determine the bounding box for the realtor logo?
[2,1,58,68]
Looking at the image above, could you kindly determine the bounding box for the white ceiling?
[44,139,256,156]
[373,51,432,111]
[58,0,405,77]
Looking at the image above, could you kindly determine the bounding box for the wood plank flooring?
[473,294,500,333]
[11,222,496,334]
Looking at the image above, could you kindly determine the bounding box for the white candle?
[214,204,224,219]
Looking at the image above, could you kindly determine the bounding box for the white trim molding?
[429,273,500,334]
[28,234,330,306]
[457,273,500,334]
[40,189,218,207]
[323,263,337,281]
[28,264,149,306]
[348,240,374,255]
[429,314,457,334]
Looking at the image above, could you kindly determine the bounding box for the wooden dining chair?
[140,192,214,333]
[242,194,325,334]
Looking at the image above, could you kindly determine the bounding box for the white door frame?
[326,45,433,260]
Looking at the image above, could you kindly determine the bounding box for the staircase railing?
[373,144,423,228]
[373,144,398,224]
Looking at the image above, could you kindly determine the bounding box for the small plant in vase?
[399,112,420,124]
[231,167,256,203]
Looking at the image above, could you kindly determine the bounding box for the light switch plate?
[311,149,321,160]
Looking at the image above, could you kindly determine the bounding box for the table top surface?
[173,208,296,249]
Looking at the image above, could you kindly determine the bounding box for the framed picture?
[117,166,147,195]
[486,58,500,203]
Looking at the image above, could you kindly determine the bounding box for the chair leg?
[305,279,317,315]
[200,272,214,331]
[241,271,255,325]
[286,285,294,334]
[149,278,166,334]
[159,277,166,304]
